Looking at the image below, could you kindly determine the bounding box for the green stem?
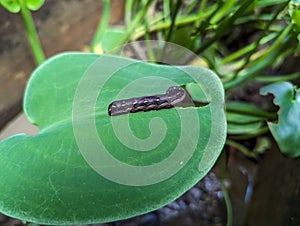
[90,0,110,52]
[227,119,265,126]
[19,0,45,65]
[194,0,255,54]
[132,12,210,40]
[228,126,270,140]
[165,0,182,42]
[223,25,295,90]
[232,1,288,79]
[163,0,171,22]
[222,181,233,226]
[254,72,300,82]
[226,106,277,120]
[220,151,233,226]
[125,0,134,25]
[210,0,236,24]
[183,0,198,14]
[144,14,156,62]
[194,0,208,27]
[126,0,153,38]
[221,33,277,65]
[130,1,152,29]
[226,139,257,159]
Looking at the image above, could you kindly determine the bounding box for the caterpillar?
[108,86,186,116]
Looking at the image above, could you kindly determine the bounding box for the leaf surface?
[261,82,300,157]
[0,53,226,224]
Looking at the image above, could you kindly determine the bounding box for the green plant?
[106,0,300,158]
[0,0,45,64]
[0,53,226,224]
[1,0,300,225]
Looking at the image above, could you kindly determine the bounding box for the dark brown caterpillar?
[108,86,186,116]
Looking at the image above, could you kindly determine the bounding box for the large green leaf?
[260,82,300,157]
[0,53,226,224]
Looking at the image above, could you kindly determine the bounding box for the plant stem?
[223,25,295,90]
[254,72,300,82]
[19,0,45,65]
[229,126,270,140]
[125,0,153,40]
[144,14,156,62]
[165,0,182,41]
[194,0,255,54]
[132,13,210,40]
[125,0,134,25]
[226,139,257,158]
[222,181,233,226]
[221,33,277,65]
[220,151,233,226]
[90,0,110,53]
[232,1,289,79]
[226,106,277,120]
